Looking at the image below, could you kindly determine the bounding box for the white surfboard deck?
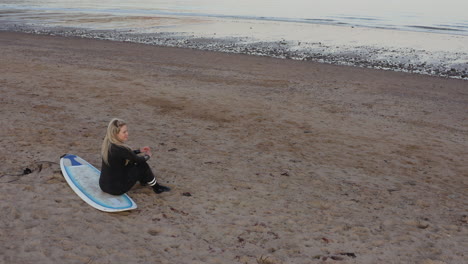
[60,154,137,212]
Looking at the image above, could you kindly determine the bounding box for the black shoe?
[153,183,171,194]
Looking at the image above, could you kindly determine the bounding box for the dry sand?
[0,32,467,264]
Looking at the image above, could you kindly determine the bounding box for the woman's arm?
[115,145,149,163]
[134,146,151,157]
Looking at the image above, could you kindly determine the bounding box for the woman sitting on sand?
[99,118,171,195]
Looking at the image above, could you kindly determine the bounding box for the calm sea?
[1,0,467,35]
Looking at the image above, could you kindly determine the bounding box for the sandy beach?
[0,31,467,264]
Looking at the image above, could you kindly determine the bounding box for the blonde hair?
[101,118,130,165]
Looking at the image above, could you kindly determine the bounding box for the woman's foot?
[153,183,171,194]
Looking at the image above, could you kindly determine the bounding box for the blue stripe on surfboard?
[67,154,83,166]
[64,165,134,210]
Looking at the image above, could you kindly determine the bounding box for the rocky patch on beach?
[2,24,467,80]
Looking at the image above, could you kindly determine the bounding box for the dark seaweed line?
[1,25,467,80]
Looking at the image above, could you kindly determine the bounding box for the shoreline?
[1,31,467,264]
[1,14,468,80]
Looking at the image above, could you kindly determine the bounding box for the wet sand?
[0,31,467,264]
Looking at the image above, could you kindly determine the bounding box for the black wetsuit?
[99,143,156,195]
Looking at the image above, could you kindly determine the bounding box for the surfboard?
[60,154,137,212]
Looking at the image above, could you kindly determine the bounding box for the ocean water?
[1,0,468,78]
[1,0,468,35]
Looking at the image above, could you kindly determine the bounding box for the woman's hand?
[140,146,152,157]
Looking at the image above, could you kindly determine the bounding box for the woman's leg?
[137,162,156,187]
[132,162,171,193]
[131,162,156,186]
